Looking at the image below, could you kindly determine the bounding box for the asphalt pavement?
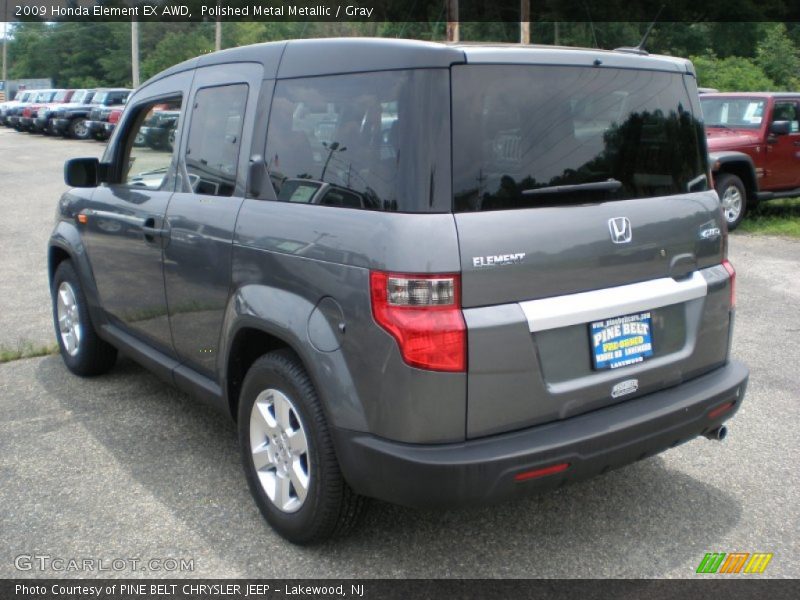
[0,126,798,578]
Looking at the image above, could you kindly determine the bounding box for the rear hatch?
[451,62,734,438]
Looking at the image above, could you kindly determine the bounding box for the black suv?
[53,88,131,139]
[51,39,747,544]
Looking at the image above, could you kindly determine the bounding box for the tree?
[756,23,800,90]
[691,52,776,91]
[140,27,214,80]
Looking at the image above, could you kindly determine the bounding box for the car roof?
[141,37,695,87]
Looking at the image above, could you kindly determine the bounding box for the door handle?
[142,216,170,246]
[793,141,800,147]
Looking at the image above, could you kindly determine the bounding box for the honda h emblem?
[608,217,632,244]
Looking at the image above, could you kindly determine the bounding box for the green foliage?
[691,53,776,91]
[737,198,800,238]
[4,20,800,93]
[140,27,214,80]
[755,24,800,90]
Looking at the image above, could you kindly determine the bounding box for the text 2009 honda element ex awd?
[49,39,748,543]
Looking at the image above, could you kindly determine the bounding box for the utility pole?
[2,0,9,97]
[131,20,140,88]
[520,0,530,45]
[446,0,459,43]
[215,0,221,51]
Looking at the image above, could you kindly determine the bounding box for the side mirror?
[64,157,107,187]
[769,120,791,136]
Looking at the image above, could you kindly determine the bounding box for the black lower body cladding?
[331,360,748,508]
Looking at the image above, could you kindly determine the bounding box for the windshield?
[71,90,89,104]
[452,65,708,212]
[700,97,766,129]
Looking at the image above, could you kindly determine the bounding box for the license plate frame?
[590,311,654,370]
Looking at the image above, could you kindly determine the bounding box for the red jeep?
[701,93,800,229]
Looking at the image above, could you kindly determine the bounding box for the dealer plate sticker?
[590,312,654,370]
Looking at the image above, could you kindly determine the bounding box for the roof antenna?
[615,4,665,55]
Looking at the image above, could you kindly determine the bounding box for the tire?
[238,350,365,544]
[165,128,176,152]
[69,118,89,140]
[715,173,748,231]
[51,261,117,376]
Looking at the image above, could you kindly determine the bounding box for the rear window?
[265,69,451,212]
[452,65,708,212]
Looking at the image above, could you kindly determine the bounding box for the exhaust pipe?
[705,426,728,441]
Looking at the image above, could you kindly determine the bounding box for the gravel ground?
[0,126,798,578]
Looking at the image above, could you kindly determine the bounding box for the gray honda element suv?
[49,38,748,543]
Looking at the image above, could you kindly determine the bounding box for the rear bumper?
[332,360,748,508]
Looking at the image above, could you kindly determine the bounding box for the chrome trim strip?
[519,272,708,333]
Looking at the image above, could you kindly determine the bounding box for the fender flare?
[708,151,759,194]
[48,220,108,331]
[219,284,369,432]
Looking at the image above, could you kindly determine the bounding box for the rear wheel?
[51,261,117,376]
[238,350,365,544]
[715,173,747,231]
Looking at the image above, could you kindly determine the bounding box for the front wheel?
[238,350,365,544]
[51,261,117,376]
[715,173,748,231]
[69,118,90,140]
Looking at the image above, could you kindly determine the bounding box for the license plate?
[590,311,654,370]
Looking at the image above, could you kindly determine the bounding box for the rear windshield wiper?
[522,179,622,197]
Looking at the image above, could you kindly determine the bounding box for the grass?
[737,197,800,238]
[0,341,59,364]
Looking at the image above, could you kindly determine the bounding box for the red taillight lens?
[369,271,466,372]
[722,259,736,309]
[108,110,122,125]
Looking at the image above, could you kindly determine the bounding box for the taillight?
[722,259,736,308]
[369,271,466,372]
[108,110,122,125]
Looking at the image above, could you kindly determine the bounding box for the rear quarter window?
[264,69,451,213]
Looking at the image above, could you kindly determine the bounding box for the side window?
[184,84,248,197]
[121,97,183,190]
[264,70,452,213]
[772,102,800,133]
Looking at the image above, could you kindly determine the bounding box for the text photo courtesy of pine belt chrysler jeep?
[702,92,800,230]
[49,38,748,544]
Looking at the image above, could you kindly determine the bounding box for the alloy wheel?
[56,281,82,356]
[249,388,310,513]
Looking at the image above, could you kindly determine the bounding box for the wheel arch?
[709,151,758,200]
[220,286,369,433]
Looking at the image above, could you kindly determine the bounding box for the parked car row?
[0,87,131,141]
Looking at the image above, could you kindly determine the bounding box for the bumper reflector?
[514,462,570,482]
[708,401,735,419]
